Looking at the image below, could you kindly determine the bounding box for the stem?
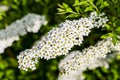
[87,0,99,13]
[70,11,78,14]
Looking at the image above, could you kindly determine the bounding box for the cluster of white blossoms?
[17,12,108,71]
[0,13,47,53]
[58,38,120,80]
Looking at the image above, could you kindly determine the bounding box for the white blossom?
[58,38,120,80]
[17,12,108,71]
[0,13,47,53]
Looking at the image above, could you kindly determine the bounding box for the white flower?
[17,12,108,71]
[0,13,47,54]
[58,38,120,80]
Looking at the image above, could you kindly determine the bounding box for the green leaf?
[103,1,109,6]
[57,8,65,12]
[115,27,120,32]
[96,0,103,6]
[116,54,120,60]
[89,0,94,2]
[58,3,64,8]
[66,14,80,18]
[84,6,94,12]
[0,72,4,79]
[100,1,109,10]
[75,6,80,13]
[101,67,108,73]
[112,36,117,45]
[96,70,102,78]
[62,3,69,7]
[74,0,81,13]
[73,1,87,6]
[6,69,14,77]
[111,69,119,80]
[12,4,18,10]
[62,3,73,13]
[50,65,57,70]
[57,12,66,14]
[75,0,79,4]
[22,0,27,5]
[105,24,112,30]
[13,0,18,3]
[0,61,8,70]
[101,33,113,39]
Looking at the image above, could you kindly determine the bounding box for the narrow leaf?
[101,33,113,39]
[100,1,109,10]
[96,0,103,6]
[75,6,80,13]
[66,14,80,18]
[58,3,64,8]
[75,0,79,4]
[112,36,117,45]
[63,3,73,13]
[115,27,120,32]
[63,3,70,8]
[84,6,94,12]
[57,8,65,12]
[73,1,87,6]
[105,24,111,30]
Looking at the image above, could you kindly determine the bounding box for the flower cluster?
[58,38,120,80]
[0,13,47,53]
[17,12,108,71]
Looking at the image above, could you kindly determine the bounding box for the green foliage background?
[0,0,120,80]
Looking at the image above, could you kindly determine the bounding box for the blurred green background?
[0,0,120,80]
